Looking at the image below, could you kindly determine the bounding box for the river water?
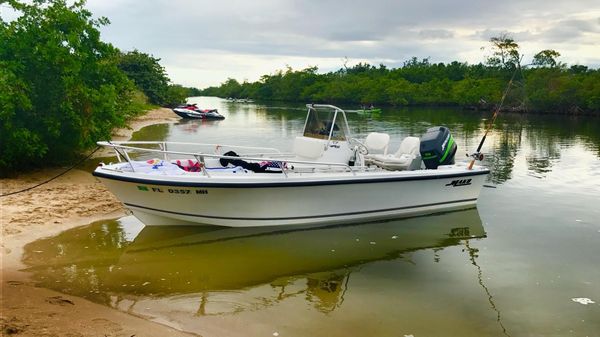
[23,97,600,336]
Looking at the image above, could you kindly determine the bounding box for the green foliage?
[186,86,202,97]
[0,0,136,175]
[525,68,600,113]
[486,33,521,70]
[117,50,169,105]
[116,50,201,106]
[532,50,562,68]
[201,61,502,107]
[220,78,244,98]
[125,89,155,113]
[569,65,588,74]
[200,36,599,116]
[451,78,503,106]
[163,84,191,107]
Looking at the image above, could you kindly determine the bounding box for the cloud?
[418,29,455,40]
[83,0,600,87]
[538,18,600,42]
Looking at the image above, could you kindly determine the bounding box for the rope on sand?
[0,146,101,198]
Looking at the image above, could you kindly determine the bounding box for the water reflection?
[23,209,485,316]
[173,119,223,134]
[129,123,170,142]
[484,127,522,183]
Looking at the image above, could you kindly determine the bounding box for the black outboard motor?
[419,126,457,169]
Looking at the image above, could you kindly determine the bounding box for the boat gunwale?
[93,167,490,188]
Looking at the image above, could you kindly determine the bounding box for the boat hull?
[94,168,489,227]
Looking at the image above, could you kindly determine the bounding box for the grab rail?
[98,141,358,176]
[102,140,282,154]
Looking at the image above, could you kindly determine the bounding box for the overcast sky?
[5,0,600,88]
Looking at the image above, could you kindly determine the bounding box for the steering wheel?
[349,138,369,155]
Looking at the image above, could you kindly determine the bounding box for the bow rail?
[97,141,359,177]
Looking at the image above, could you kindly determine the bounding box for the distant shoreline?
[217,97,600,117]
[201,62,600,117]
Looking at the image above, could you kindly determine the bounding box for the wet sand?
[0,108,196,336]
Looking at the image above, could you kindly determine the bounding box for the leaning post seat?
[363,132,390,156]
[293,136,325,160]
[369,136,422,170]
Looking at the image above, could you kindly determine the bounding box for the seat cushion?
[293,136,325,159]
[369,153,422,170]
[364,132,390,153]
[395,136,421,156]
[370,153,412,165]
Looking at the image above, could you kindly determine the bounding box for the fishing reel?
[467,152,484,161]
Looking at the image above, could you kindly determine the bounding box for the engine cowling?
[419,126,457,169]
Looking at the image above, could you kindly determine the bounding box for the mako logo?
[445,179,472,187]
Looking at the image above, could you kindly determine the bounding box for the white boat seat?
[364,132,390,155]
[293,136,325,160]
[369,136,422,170]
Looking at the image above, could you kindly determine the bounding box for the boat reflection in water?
[23,209,486,322]
[174,118,223,135]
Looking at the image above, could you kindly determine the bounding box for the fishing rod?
[467,62,521,170]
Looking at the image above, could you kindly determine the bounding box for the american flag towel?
[259,161,287,172]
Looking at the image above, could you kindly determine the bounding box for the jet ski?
[172,104,225,120]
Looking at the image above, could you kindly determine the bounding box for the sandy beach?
[1,108,196,336]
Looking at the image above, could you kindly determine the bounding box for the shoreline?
[0,108,196,336]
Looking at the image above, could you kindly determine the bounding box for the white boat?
[94,104,490,227]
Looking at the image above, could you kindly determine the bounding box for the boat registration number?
[137,185,208,195]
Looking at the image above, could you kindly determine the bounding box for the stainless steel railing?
[97,141,359,177]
